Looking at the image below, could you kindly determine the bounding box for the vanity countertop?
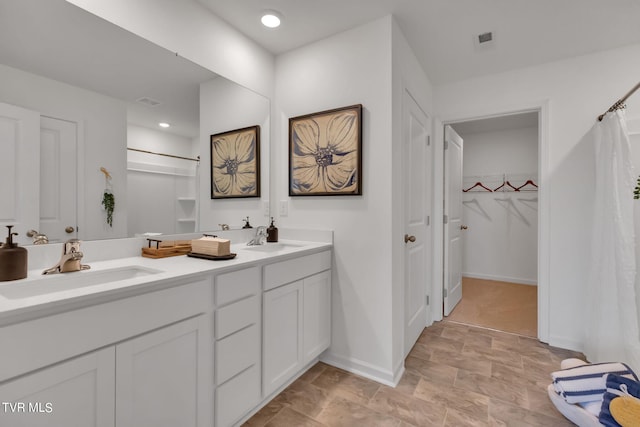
[0,239,332,326]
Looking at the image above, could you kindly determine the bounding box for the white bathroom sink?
[0,266,163,300]
[241,242,306,253]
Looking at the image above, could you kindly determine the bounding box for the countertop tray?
[186,252,237,261]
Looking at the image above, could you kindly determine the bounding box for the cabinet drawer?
[215,295,260,340]
[263,250,331,291]
[215,266,260,306]
[215,324,260,385]
[215,364,260,427]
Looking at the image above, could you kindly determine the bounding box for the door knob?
[404,234,416,243]
[65,226,75,233]
[460,225,468,230]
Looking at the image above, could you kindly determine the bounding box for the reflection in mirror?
[0,0,270,244]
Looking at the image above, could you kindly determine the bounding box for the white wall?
[457,126,538,284]
[434,43,640,350]
[199,78,270,231]
[127,124,197,236]
[274,17,395,383]
[274,16,433,385]
[65,0,275,98]
[0,63,128,240]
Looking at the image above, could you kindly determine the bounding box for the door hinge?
[427,216,430,226]
[444,139,449,150]
[426,295,430,306]
[443,288,448,298]
[443,214,448,224]
[427,135,431,146]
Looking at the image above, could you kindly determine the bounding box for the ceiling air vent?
[136,96,162,107]
[478,32,493,44]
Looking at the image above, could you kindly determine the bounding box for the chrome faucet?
[246,226,268,246]
[42,239,91,275]
[218,223,230,231]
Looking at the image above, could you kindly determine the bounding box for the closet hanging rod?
[127,147,200,162]
[597,81,640,121]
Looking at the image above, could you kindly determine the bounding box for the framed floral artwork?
[289,104,362,196]
[210,125,260,199]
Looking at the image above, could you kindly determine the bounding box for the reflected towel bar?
[127,147,200,162]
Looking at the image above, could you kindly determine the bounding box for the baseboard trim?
[320,351,402,387]
[463,272,537,286]
[548,334,584,353]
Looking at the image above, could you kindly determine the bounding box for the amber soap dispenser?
[0,225,28,281]
[267,217,278,242]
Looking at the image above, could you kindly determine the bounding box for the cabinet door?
[303,270,332,364]
[263,280,303,396]
[0,347,115,427]
[115,315,210,427]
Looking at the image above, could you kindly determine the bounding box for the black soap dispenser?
[0,225,28,281]
[267,217,278,242]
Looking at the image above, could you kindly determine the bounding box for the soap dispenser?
[267,217,278,242]
[0,225,28,281]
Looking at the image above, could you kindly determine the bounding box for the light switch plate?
[279,200,288,217]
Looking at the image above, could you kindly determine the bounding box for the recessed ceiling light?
[261,11,281,28]
[159,122,170,128]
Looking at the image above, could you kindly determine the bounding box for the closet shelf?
[177,197,196,202]
[177,218,196,223]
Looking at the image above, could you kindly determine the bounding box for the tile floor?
[447,278,538,337]
[244,321,584,426]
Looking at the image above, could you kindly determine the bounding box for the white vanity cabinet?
[0,347,116,427]
[0,278,213,427]
[213,266,262,427]
[262,251,332,397]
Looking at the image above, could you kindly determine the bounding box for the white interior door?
[404,91,431,356]
[40,116,77,243]
[443,125,464,315]
[0,102,40,245]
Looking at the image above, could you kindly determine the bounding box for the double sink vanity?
[0,229,333,427]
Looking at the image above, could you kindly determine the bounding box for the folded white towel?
[551,362,637,404]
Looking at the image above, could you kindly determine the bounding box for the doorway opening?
[444,111,539,337]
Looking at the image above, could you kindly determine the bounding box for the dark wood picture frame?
[289,104,363,196]
[210,125,260,199]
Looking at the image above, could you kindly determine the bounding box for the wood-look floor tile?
[391,370,422,395]
[440,325,469,342]
[444,407,490,427]
[369,385,447,426]
[491,361,546,390]
[492,336,551,359]
[454,368,529,408]
[404,355,458,386]
[243,395,289,427]
[430,348,492,377]
[297,362,329,384]
[414,377,490,421]
[274,382,331,418]
[525,385,570,420]
[461,342,523,369]
[462,331,493,349]
[316,397,402,427]
[420,333,465,353]
[264,407,326,427]
[311,365,381,405]
[488,398,575,427]
[407,341,432,362]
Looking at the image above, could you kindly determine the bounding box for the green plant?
[102,191,115,227]
[635,176,640,200]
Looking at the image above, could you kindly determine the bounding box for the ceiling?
[0,0,215,138]
[197,0,640,85]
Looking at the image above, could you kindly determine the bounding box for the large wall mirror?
[0,0,270,245]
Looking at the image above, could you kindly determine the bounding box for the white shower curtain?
[585,110,640,372]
